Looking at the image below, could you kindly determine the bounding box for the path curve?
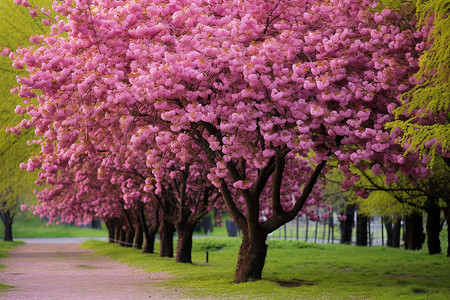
[0,242,178,300]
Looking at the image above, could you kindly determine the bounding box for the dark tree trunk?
[134,220,143,249]
[143,216,159,254]
[119,225,127,246]
[104,219,115,243]
[136,201,158,254]
[0,210,14,242]
[175,223,196,263]
[91,219,102,229]
[143,229,157,254]
[341,205,355,244]
[234,229,268,283]
[356,212,368,246]
[114,220,122,244]
[159,218,175,258]
[384,217,393,247]
[384,216,401,248]
[426,197,442,255]
[404,212,425,250]
[125,229,134,247]
[392,218,402,248]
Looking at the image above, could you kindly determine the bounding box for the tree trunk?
[0,210,13,242]
[175,223,196,263]
[384,216,401,248]
[134,221,143,249]
[104,219,115,243]
[404,212,425,250]
[426,197,442,255]
[143,217,159,254]
[119,226,127,246]
[384,217,393,247]
[234,229,268,283]
[392,218,401,248]
[125,229,134,247]
[341,205,355,244]
[356,212,368,246]
[159,218,174,258]
[114,220,121,244]
[143,229,156,254]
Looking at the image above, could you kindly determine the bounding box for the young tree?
[8,0,430,283]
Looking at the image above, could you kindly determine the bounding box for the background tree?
[355,157,449,254]
[0,0,52,241]
[386,0,450,161]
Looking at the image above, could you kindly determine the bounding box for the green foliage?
[353,155,449,217]
[386,0,450,158]
[0,1,52,216]
[354,169,426,217]
[83,236,450,299]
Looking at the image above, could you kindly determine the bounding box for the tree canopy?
[5,0,433,281]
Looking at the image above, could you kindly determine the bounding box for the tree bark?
[136,201,159,254]
[104,219,115,243]
[404,212,425,250]
[119,226,127,246]
[175,223,196,263]
[384,216,401,248]
[234,228,268,283]
[113,219,122,244]
[0,210,13,242]
[134,219,143,249]
[143,229,157,254]
[125,229,134,247]
[341,205,355,244]
[392,218,402,248]
[356,212,368,246]
[159,218,174,258]
[425,197,442,254]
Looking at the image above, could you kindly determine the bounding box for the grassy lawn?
[0,241,23,290]
[83,227,449,300]
[0,213,108,239]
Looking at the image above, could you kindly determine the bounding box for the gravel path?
[0,243,178,300]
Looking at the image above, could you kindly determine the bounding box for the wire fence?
[268,214,388,246]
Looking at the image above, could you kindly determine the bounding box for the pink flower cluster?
[7,0,429,227]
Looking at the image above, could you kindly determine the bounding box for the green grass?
[83,228,450,300]
[0,241,23,290]
[0,214,108,239]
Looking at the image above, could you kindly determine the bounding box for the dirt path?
[0,243,179,300]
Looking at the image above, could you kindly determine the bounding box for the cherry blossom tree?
[7,0,430,283]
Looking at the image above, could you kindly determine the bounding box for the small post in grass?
[206,251,209,263]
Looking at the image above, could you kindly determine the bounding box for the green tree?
[0,0,49,241]
[386,0,450,161]
[354,158,449,255]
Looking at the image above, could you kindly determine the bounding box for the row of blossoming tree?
[3,0,446,283]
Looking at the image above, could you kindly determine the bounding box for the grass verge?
[0,214,107,239]
[83,234,450,300]
[0,241,24,290]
